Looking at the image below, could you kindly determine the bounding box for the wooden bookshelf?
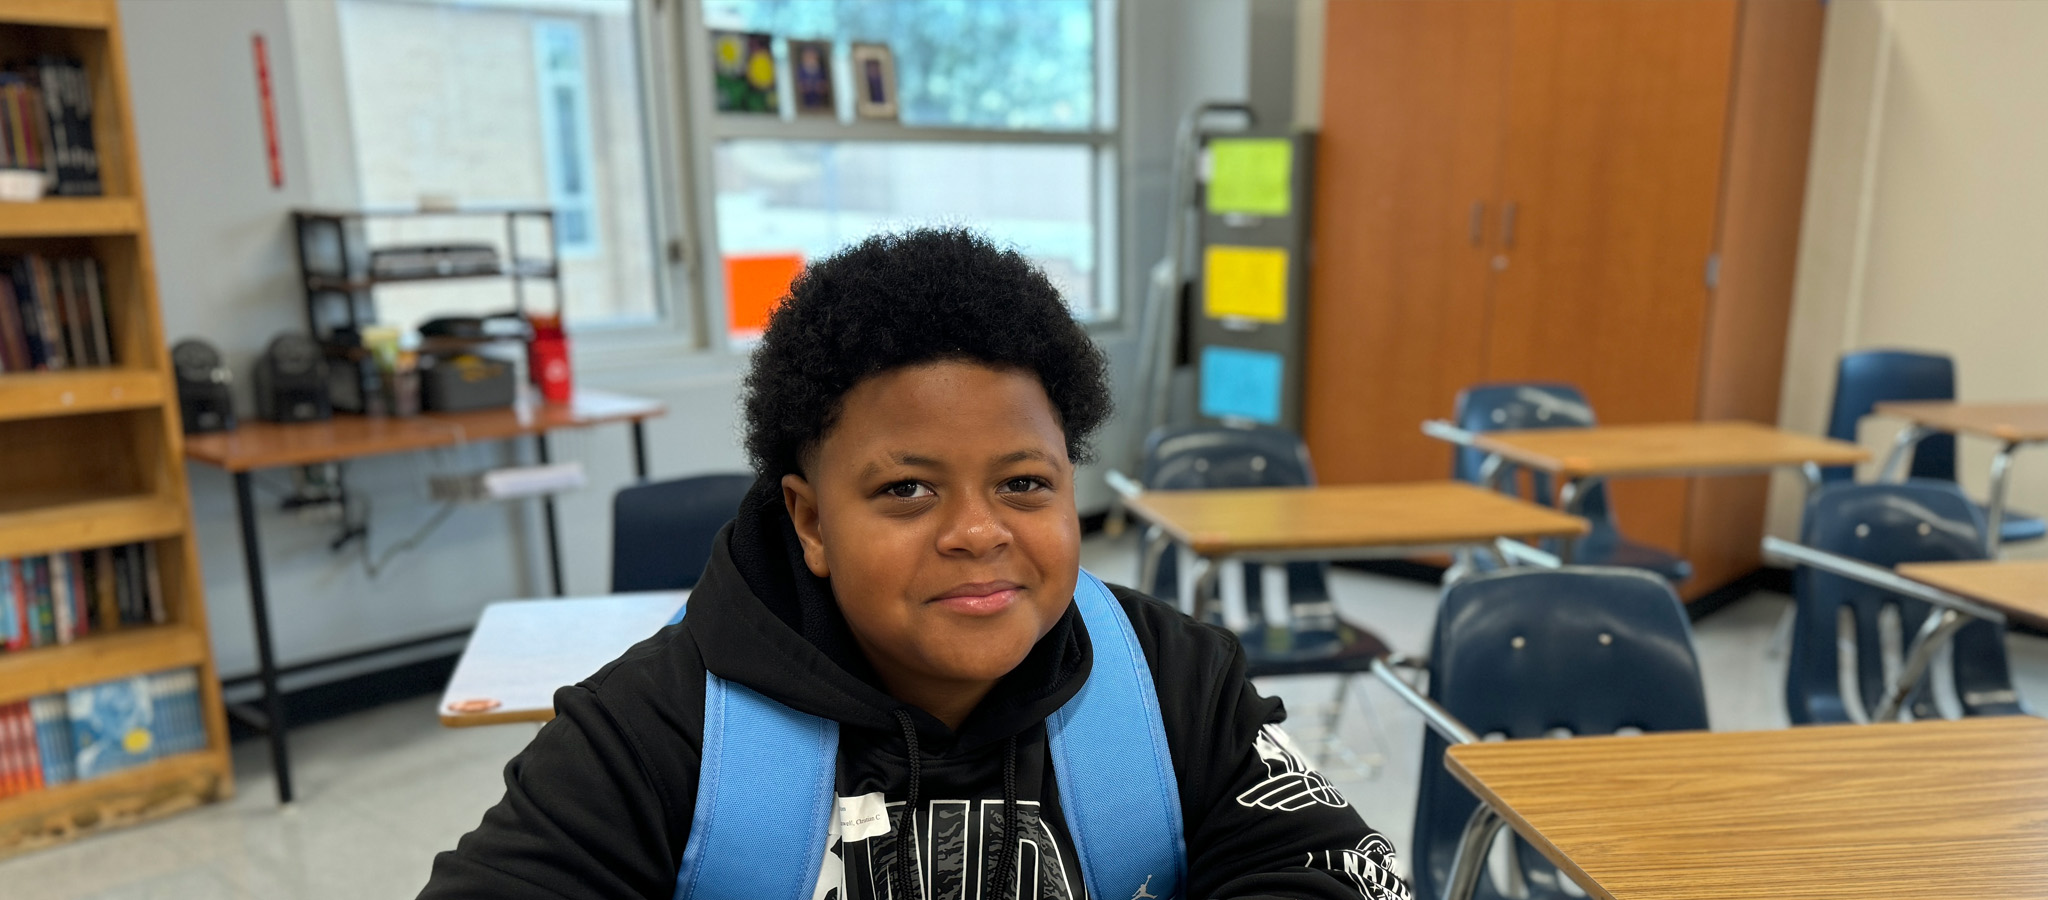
[0,0,233,860]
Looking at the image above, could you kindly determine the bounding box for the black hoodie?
[419,479,1410,900]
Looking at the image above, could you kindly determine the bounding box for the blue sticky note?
[1199,346,1284,425]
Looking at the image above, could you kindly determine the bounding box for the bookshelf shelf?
[0,367,165,421]
[0,197,140,238]
[0,0,229,860]
[0,624,207,705]
[0,0,110,31]
[0,749,226,854]
[0,490,184,560]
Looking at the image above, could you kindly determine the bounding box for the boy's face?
[782,360,1081,714]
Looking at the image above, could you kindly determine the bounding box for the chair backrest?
[610,473,756,593]
[1412,567,1708,900]
[1137,425,1326,606]
[1789,480,2018,723]
[1451,382,1616,523]
[1823,350,1958,484]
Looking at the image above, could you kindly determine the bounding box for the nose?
[937,492,1013,558]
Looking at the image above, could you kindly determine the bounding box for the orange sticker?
[725,253,806,340]
[447,698,502,715]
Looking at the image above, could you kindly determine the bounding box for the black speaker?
[253,333,332,423]
[171,338,235,434]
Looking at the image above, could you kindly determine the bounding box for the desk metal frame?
[1760,535,2006,723]
[1876,424,2041,557]
[209,418,650,804]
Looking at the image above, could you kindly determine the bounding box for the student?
[418,228,1408,900]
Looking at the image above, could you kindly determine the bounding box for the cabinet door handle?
[1501,201,1518,250]
[1469,201,1485,247]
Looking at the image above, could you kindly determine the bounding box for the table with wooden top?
[1442,716,2048,900]
[1117,481,1588,628]
[1874,400,2048,555]
[1427,420,1867,562]
[439,592,686,727]
[1899,559,2048,630]
[184,388,665,803]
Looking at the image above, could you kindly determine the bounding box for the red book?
[67,550,87,638]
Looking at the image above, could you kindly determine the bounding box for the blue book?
[29,695,73,786]
[0,558,16,650]
[147,669,205,757]
[68,676,154,779]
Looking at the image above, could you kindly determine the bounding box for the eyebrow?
[859,448,1055,479]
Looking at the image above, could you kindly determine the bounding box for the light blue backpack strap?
[673,671,839,900]
[1048,569,1189,900]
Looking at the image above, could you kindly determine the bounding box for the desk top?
[1876,401,2048,443]
[1468,421,1867,478]
[440,592,687,727]
[184,388,665,472]
[1118,481,1587,557]
[1447,717,2048,900]
[1900,559,2048,628]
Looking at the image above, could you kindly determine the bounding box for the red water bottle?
[526,313,573,404]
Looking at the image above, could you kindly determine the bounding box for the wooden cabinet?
[1305,0,1825,598]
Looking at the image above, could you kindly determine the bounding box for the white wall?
[1769,0,2048,561]
[120,0,1251,687]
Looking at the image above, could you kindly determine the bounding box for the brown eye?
[885,481,934,500]
[999,477,1048,494]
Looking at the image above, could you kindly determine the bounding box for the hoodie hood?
[685,475,1091,751]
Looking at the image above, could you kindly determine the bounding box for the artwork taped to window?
[337,0,662,331]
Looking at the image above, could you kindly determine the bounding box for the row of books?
[0,254,113,372]
[0,542,165,653]
[0,56,100,195]
[0,668,207,798]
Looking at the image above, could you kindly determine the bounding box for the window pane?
[703,0,1096,131]
[714,140,1104,340]
[337,0,661,330]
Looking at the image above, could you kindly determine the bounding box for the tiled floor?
[6,531,2047,899]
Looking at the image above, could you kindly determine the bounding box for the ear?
[781,473,830,578]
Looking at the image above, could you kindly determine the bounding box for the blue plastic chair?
[1452,382,1693,582]
[610,473,756,592]
[1823,349,2045,544]
[1789,480,2027,724]
[1137,425,1392,769]
[1412,567,1709,900]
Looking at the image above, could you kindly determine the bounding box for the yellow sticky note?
[1204,246,1289,323]
[1207,138,1293,217]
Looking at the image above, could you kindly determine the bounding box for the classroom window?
[700,0,1116,340]
[533,20,601,257]
[336,0,667,331]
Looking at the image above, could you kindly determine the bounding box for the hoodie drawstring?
[889,713,1025,900]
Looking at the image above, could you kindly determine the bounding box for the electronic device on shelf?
[171,338,236,434]
[253,332,332,423]
[368,243,500,280]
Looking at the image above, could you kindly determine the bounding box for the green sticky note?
[1207,138,1293,217]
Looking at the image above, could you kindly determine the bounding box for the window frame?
[674,0,1124,350]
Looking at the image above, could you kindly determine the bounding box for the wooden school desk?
[1443,717,2048,900]
[1900,559,2048,631]
[184,389,664,803]
[1874,400,2048,555]
[439,592,687,727]
[1117,482,1588,627]
[1430,420,1866,563]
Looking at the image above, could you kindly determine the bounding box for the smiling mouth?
[929,582,1023,616]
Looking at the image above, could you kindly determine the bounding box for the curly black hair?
[742,227,1113,481]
